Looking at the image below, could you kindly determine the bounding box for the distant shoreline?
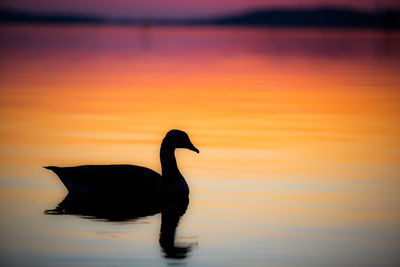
[1,8,399,29]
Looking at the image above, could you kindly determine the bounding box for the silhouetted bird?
[44,129,199,203]
[44,130,198,259]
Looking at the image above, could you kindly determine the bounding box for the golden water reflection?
[0,25,400,266]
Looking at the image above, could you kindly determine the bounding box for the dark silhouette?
[44,129,199,199]
[46,193,193,258]
[211,8,400,29]
[159,197,193,259]
[1,8,400,29]
[383,9,397,30]
[44,129,199,259]
[45,193,161,221]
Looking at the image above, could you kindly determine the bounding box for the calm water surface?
[0,25,400,267]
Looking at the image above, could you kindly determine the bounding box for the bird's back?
[45,165,162,198]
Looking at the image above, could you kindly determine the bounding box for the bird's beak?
[187,141,199,153]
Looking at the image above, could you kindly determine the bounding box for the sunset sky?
[1,0,400,18]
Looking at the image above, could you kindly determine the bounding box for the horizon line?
[1,7,399,29]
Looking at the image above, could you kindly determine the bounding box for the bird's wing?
[45,165,162,196]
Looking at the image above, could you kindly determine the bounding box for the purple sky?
[1,0,400,19]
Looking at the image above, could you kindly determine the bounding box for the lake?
[0,25,400,267]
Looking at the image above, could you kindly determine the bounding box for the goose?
[44,130,199,202]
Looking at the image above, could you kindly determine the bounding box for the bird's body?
[44,130,199,202]
[44,164,162,199]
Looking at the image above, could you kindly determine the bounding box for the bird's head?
[163,129,199,153]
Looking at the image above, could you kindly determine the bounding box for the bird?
[44,129,199,203]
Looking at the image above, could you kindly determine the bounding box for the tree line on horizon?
[0,7,399,29]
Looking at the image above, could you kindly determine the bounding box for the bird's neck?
[160,142,181,179]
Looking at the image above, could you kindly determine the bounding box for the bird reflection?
[159,197,192,259]
[45,193,193,259]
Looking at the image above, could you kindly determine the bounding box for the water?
[0,25,400,267]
